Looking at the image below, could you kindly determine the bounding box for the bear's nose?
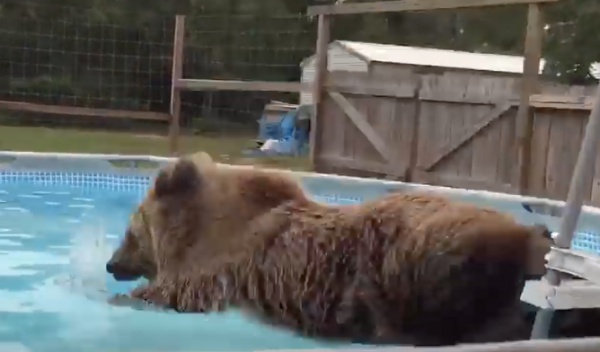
[106,262,115,274]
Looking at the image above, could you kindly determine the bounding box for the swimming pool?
[0,152,600,352]
[0,154,356,352]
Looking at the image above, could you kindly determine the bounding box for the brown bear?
[105,152,552,346]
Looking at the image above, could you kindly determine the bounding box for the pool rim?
[1,151,600,351]
[0,150,597,216]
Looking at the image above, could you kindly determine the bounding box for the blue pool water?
[0,181,350,352]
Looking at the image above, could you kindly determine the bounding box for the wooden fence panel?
[412,72,520,193]
[315,71,417,178]
[525,84,594,202]
[315,69,599,203]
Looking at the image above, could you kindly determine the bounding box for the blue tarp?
[246,105,310,157]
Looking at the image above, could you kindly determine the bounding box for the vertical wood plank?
[591,178,600,206]
[309,15,331,168]
[545,115,583,200]
[471,124,501,181]
[516,4,544,194]
[169,15,185,156]
[496,110,517,185]
[527,111,552,197]
[406,78,422,181]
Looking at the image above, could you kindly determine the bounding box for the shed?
[306,40,563,195]
[299,40,546,105]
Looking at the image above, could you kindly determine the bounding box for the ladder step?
[546,247,600,284]
[521,279,600,309]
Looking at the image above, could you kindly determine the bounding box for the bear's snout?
[106,261,115,274]
[106,260,141,281]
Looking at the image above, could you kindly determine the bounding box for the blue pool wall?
[1,151,600,257]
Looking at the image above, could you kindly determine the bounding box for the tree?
[543,0,600,84]
[0,0,598,124]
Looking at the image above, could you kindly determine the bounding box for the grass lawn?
[0,126,311,171]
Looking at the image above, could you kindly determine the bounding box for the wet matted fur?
[106,152,552,346]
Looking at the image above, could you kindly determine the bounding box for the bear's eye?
[123,229,140,249]
[128,209,147,239]
[138,208,153,238]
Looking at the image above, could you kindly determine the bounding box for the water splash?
[65,222,113,301]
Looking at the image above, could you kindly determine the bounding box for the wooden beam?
[325,71,415,98]
[310,14,331,166]
[0,100,169,121]
[169,15,185,156]
[422,102,514,170]
[516,4,544,195]
[530,94,594,110]
[329,91,393,162]
[175,75,415,97]
[307,0,558,16]
[317,156,407,178]
[412,170,519,194]
[420,90,519,105]
[176,79,308,92]
[173,78,596,111]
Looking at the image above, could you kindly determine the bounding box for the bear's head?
[106,151,307,282]
[106,152,213,281]
[524,224,553,279]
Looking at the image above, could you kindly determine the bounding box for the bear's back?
[236,190,547,346]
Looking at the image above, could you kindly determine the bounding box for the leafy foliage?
[0,0,597,124]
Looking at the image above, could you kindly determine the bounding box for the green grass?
[0,126,311,171]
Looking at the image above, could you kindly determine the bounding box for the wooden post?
[309,14,330,169]
[516,4,544,194]
[530,69,600,341]
[406,76,422,182]
[169,15,185,156]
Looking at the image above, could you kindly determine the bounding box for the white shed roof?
[301,40,546,74]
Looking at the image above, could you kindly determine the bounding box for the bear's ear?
[531,223,553,240]
[189,152,214,168]
[154,158,202,198]
[524,224,553,277]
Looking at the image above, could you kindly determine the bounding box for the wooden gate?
[410,73,520,194]
[314,71,523,194]
[315,71,419,179]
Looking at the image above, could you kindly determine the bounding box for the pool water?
[0,182,351,352]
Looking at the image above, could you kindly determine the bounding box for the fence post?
[169,15,185,156]
[309,14,330,170]
[516,4,544,194]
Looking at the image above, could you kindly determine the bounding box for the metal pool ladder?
[520,81,600,338]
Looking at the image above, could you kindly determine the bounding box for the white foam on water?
[18,195,42,199]
[61,222,120,343]
[3,207,28,213]
[0,342,31,352]
[68,204,94,209]
[0,233,34,239]
[68,223,113,300]
[0,239,22,247]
